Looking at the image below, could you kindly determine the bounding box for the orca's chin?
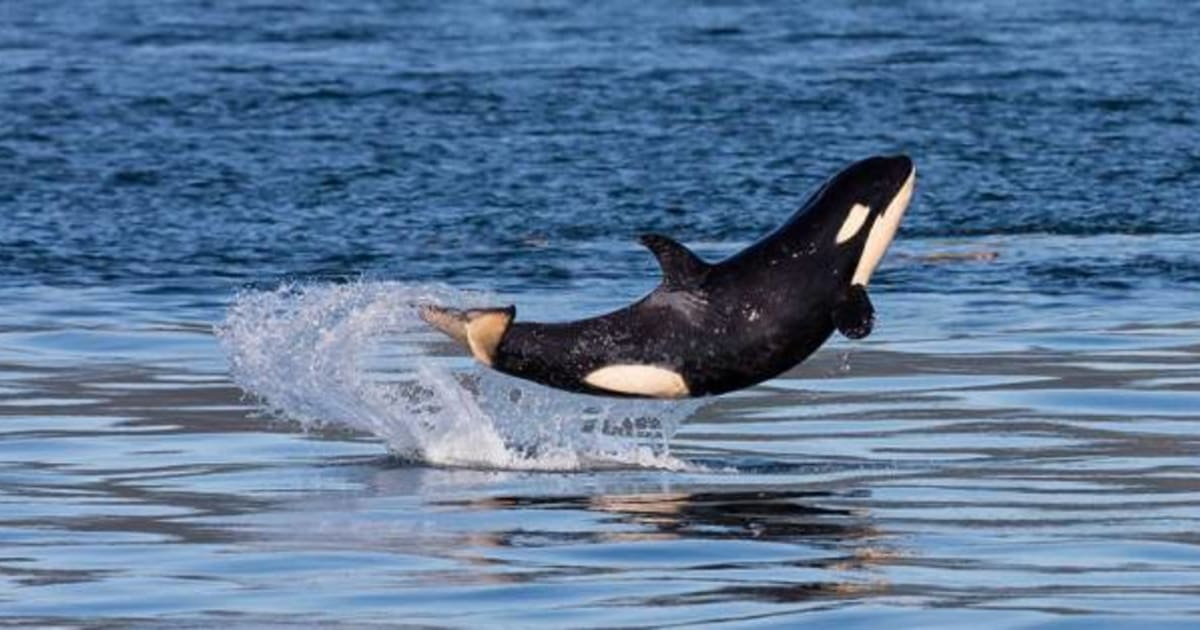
[851,164,916,286]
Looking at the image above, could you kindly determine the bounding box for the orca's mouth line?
[851,165,916,287]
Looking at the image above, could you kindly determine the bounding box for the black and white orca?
[420,154,916,398]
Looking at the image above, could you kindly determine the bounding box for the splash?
[216,281,703,471]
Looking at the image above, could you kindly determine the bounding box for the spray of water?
[216,281,703,471]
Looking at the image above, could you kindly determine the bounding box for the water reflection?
[3,312,1199,624]
[442,489,871,543]
[426,486,897,606]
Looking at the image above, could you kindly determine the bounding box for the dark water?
[3,1,1199,627]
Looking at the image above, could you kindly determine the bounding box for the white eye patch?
[852,168,915,286]
[835,203,871,244]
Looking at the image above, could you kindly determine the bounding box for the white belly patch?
[583,364,690,399]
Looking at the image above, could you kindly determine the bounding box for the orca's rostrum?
[420,155,916,398]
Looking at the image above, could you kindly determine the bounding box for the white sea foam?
[216,281,703,471]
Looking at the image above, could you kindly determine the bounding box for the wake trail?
[217,281,705,471]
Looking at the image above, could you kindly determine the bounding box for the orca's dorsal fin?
[639,233,709,290]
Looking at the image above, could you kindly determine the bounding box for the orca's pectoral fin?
[417,303,515,366]
[638,233,709,290]
[832,284,874,340]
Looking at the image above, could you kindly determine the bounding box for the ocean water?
[2,1,1199,627]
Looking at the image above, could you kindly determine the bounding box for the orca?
[420,154,916,398]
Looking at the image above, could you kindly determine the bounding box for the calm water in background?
[3,1,1200,627]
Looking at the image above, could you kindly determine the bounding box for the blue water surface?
[1,1,1199,627]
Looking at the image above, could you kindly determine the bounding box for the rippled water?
[3,1,1199,627]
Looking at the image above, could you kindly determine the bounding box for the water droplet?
[838,350,853,373]
[218,281,704,471]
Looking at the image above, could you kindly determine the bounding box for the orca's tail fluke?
[417,304,515,366]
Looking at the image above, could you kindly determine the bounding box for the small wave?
[216,281,704,471]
